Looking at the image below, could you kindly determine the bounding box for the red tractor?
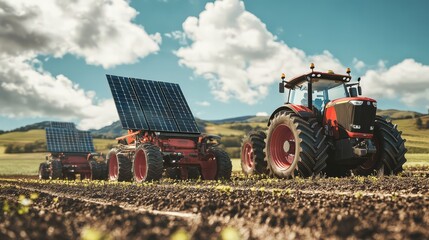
[38,122,107,180]
[105,75,232,182]
[241,64,407,177]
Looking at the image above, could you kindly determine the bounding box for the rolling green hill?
[0,109,427,175]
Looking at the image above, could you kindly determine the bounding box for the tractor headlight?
[372,102,377,108]
[351,124,361,129]
[370,126,374,130]
[349,100,363,106]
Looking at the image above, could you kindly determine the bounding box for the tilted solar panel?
[46,127,95,153]
[158,82,200,133]
[130,78,179,132]
[50,121,75,129]
[106,75,149,130]
[106,74,200,134]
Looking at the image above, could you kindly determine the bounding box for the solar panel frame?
[46,127,95,153]
[106,75,149,130]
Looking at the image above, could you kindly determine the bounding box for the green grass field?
[0,116,428,176]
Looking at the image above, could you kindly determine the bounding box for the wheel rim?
[134,150,147,182]
[269,124,296,170]
[109,154,119,180]
[241,142,254,170]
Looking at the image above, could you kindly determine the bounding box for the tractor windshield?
[289,79,347,110]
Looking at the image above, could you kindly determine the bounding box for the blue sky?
[0,0,428,130]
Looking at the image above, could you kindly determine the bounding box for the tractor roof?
[285,71,351,89]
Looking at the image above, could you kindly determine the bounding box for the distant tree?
[426,120,429,129]
[416,117,423,129]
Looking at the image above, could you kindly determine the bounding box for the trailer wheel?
[107,148,132,182]
[98,162,108,180]
[133,144,163,182]
[49,160,63,180]
[265,112,328,178]
[241,131,267,175]
[208,147,232,180]
[89,160,102,180]
[38,163,49,180]
[352,117,407,176]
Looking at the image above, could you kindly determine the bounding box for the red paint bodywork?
[52,153,92,178]
[323,97,376,139]
[124,131,218,180]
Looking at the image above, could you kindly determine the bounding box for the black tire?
[165,167,181,179]
[374,116,407,174]
[264,112,328,178]
[208,147,232,180]
[107,148,133,182]
[240,131,268,175]
[133,144,163,182]
[89,160,105,180]
[98,162,108,180]
[187,167,201,179]
[50,160,63,180]
[38,163,49,180]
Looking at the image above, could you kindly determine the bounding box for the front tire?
[38,163,49,180]
[241,131,267,175]
[133,144,163,182]
[107,148,132,182]
[265,112,328,178]
[209,147,232,180]
[49,160,63,180]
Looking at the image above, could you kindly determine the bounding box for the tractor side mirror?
[349,87,358,97]
[358,86,362,95]
[279,82,285,93]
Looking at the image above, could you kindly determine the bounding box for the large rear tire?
[49,160,63,180]
[107,148,132,182]
[38,163,49,180]
[133,144,163,182]
[265,112,328,178]
[240,131,268,175]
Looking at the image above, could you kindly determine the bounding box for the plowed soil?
[1,168,429,239]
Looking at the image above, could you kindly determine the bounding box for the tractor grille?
[334,100,376,134]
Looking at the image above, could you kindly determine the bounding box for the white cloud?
[165,31,188,45]
[175,0,345,104]
[256,112,268,117]
[196,101,211,106]
[0,0,159,129]
[361,59,429,109]
[0,0,160,68]
[352,58,365,71]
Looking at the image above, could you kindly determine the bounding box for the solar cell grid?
[107,75,148,130]
[46,127,95,153]
[50,121,75,129]
[106,74,200,134]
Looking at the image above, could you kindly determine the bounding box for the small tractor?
[105,75,232,182]
[38,121,107,180]
[241,64,407,177]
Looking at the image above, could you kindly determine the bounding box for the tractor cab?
[280,65,358,114]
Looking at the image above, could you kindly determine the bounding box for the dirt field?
[1,167,429,240]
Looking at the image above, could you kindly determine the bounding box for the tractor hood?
[324,97,377,139]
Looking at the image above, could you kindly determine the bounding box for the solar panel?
[50,121,75,129]
[158,82,200,133]
[46,127,95,153]
[130,78,179,132]
[106,74,200,134]
[106,75,149,130]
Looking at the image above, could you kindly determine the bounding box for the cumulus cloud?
[175,0,345,104]
[196,101,211,106]
[352,58,366,71]
[361,59,429,109]
[0,0,160,129]
[256,112,268,117]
